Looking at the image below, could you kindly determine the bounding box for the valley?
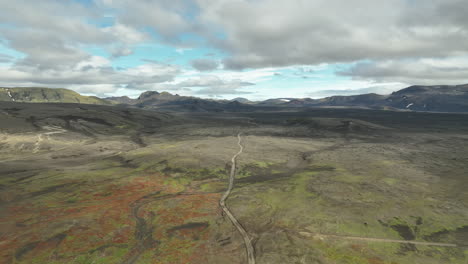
[3,0,468,263]
[1,102,467,263]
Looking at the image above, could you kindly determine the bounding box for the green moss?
[251,161,273,168]
[335,221,401,240]
[163,177,190,191]
[236,169,252,178]
[66,197,78,203]
[254,170,318,214]
[184,167,226,180]
[313,241,370,264]
[383,177,398,185]
[334,173,365,184]
[200,181,225,192]
[293,171,318,198]
[63,246,129,264]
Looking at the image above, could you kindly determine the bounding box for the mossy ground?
[227,140,468,264]
[1,107,468,264]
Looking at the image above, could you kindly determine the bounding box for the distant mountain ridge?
[1,84,468,112]
[255,84,468,112]
[0,87,111,105]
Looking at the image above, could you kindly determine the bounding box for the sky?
[0,0,468,100]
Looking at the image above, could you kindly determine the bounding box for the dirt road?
[220,133,256,264]
[298,232,458,247]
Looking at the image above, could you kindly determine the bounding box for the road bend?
[220,133,256,264]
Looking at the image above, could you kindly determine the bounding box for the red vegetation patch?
[367,257,386,264]
[0,175,175,263]
[135,192,221,263]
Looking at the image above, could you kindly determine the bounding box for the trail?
[220,133,256,264]
[33,126,67,153]
[298,232,458,247]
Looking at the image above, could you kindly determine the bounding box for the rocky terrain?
[0,101,467,263]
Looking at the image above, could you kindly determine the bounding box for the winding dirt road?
[220,133,256,264]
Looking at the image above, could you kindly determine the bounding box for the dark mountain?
[231,97,251,104]
[109,90,254,112]
[257,95,385,108]
[314,93,388,108]
[257,98,297,106]
[105,96,135,105]
[384,84,468,112]
[256,84,468,112]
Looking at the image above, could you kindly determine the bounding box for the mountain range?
[1,84,468,113]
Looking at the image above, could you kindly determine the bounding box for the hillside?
[385,84,468,112]
[107,91,255,112]
[3,84,468,113]
[257,84,468,112]
[0,87,111,105]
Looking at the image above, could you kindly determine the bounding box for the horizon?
[1,1,468,100]
[0,83,431,101]
[4,82,467,101]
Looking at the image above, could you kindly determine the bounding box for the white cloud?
[1,0,468,98]
[75,56,111,70]
[0,58,181,95]
[110,47,134,58]
[195,0,468,70]
[307,83,406,98]
[103,23,148,44]
[100,0,192,42]
[0,53,13,63]
[190,58,219,71]
[137,75,255,96]
[340,56,468,85]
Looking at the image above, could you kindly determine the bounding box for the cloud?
[0,1,148,70]
[1,0,468,98]
[72,84,124,96]
[138,75,255,96]
[175,48,193,54]
[339,57,468,85]
[196,0,468,69]
[103,23,148,45]
[3,29,92,70]
[178,75,224,87]
[190,58,219,71]
[98,0,193,43]
[104,23,148,58]
[0,53,13,63]
[0,0,108,44]
[179,76,254,95]
[194,81,254,96]
[0,58,181,95]
[307,84,406,98]
[111,47,134,58]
